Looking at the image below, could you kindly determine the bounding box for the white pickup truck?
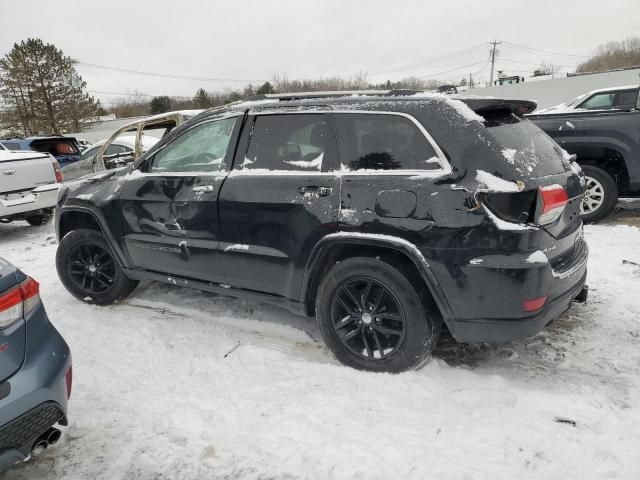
[0,143,62,226]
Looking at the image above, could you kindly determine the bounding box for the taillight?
[536,185,568,225]
[0,277,40,329]
[52,158,63,183]
[65,365,73,399]
[522,296,547,312]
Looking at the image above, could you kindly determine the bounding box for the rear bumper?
[447,272,587,342]
[0,184,59,219]
[0,305,70,472]
[437,239,589,343]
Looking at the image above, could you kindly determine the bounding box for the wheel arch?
[56,206,129,267]
[565,141,630,190]
[301,234,454,321]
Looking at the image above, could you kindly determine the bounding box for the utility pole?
[469,72,473,89]
[489,40,502,86]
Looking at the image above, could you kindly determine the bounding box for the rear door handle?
[193,185,215,193]
[297,186,332,197]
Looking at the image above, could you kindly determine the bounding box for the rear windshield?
[31,139,80,156]
[482,112,565,177]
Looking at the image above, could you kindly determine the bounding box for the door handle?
[193,185,215,193]
[297,186,332,197]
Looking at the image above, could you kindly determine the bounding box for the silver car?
[0,257,71,472]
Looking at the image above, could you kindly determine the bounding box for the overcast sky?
[1,0,638,105]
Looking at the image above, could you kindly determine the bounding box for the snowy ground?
[1,202,639,480]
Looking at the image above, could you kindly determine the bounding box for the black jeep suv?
[55,91,588,372]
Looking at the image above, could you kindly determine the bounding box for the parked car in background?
[534,85,639,115]
[0,257,72,473]
[1,149,62,226]
[75,139,91,152]
[529,85,640,222]
[54,91,588,372]
[61,110,201,181]
[75,135,160,172]
[1,136,82,168]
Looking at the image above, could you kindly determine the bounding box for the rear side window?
[241,114,327,171]
[31,139,79,156]
[105,144,129,156]
[334,113,440,171]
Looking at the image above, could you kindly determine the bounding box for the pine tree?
[0,38,99,135]
[256,81,275,95]
[193,88,212,108]
[149,96,171,114]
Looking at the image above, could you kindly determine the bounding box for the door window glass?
[334,113,440,171]
[580,93,615,110]
[150,117,237,173]
[241,114,327,171]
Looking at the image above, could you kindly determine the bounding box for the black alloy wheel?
[331,277,407,360]
[67,243,116,295]
[56,229,139,304]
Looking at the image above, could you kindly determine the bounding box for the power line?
[87,90,153,97]
[77,61,265,83]
[369,43,487,76]
[502,41,590,58]
[499,57,571,67]
[417,60,487,79]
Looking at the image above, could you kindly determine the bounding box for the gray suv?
[0,257,71,472]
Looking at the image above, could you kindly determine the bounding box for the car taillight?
[522,296,547,312]
[52,159,63,183]
[535,185,568,225]
[0,277,40,329]
[65,365,73,399]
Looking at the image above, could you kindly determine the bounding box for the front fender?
[55,205,130,268]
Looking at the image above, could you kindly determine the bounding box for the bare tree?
[577,36,640,73]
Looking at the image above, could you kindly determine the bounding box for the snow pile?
[501,148,517,165]
[411,92,486,123]
[476,169,522,192]
[1,219,639,479]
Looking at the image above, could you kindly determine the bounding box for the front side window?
[150,117,237,173]
[241,114,327,171]
[580,93,615,110]
[334,113,440,171]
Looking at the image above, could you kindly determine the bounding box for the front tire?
[56,229,138,305]
[315,256,440,372]
[579,165,618,223]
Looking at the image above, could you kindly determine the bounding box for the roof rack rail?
[244,89,424,103]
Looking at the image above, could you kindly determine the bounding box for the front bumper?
[0,184,59,219]
[0,304,70,472]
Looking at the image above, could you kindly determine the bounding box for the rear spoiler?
[460,99,537,116]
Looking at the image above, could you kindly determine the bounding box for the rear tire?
[579,165,618,223]
[315,256,440,372]
[56,229,138,305]
[26,212,53,226]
